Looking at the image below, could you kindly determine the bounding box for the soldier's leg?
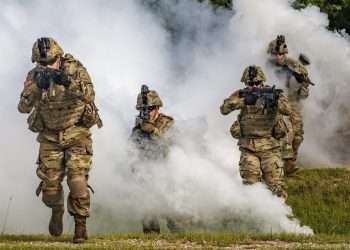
[261,149,287,199]
[165,214,190,233]
[142,215,160,233]
[239,149,261,185]
[37,142,65,236]
[290,104,304,158]
[281,116,298,176]
[65,137,92,243]
[293,121,304,156]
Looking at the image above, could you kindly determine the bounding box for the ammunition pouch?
[230,120,241,139]
[81,103,103,129]
[27,108,44,133]
[272,116,287,140]
[240,113,276,138]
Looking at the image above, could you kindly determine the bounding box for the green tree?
[293,0,350,32]
[205,0,232,9]
[205,0,350,33]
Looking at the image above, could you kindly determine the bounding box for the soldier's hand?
[292,71,306,83]
[51,69,71,87]
[34,71,51,90]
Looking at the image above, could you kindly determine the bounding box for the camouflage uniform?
[131,87,182,233]
[220,66,292,199]
[268,35,312,175]
[18,38,101,243]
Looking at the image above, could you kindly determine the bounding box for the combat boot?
[166,218,184,233]
[284,159,299,177]
[49,206,64,237]
[73,215,88,244]
[142,216,160,234]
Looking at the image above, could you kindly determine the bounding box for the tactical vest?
[239,102,277,138]
[38,86,85,131]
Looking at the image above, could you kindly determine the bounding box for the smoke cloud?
[0,0,348,235]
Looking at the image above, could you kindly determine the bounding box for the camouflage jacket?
[131,113,174,160]
[276,57,311,101]
[220,86,293,152]
[18,54,97,144]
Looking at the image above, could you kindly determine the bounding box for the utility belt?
[39,125,90,145]
[28,102,102,134]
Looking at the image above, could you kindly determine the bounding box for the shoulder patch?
[62,53,84,76]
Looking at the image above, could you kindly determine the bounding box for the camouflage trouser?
[280,115,295,160]
[280,115,298,176]
[279,100,304,175]
[36,136,93,217]
[289,100,304,156]
[239,148,286,199]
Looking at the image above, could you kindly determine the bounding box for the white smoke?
[1,0,349,235]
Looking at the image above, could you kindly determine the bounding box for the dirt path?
[1,239,350,249]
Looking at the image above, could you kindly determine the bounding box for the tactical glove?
[34,71,51,90]
[50,69,71,87]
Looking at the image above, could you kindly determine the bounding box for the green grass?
[1,232,350,249]
[2,169,350,249]
[286,168,350,234]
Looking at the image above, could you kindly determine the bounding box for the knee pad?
[240,170,261,185]
[42,188,64,207]
[68,175,88,198]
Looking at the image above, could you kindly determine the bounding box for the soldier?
[131,85,182,233]
[220,65,293,199]
[267,35,314,176]
[18,37,102,243]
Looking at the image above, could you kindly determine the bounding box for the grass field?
[286,168,350,234]
[1,232,350,249]
[1,168,350,249]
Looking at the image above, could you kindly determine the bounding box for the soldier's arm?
[140,121,157,134]
[289,60,310,99]
[67,65,95,103]
[277,95,299,134]
[62,55,95,103]
[220,90,244,115]
[277,95,293,116]
[297,76,310,99]
[140,115,174,137]
[18,70,41,113]
[293,69,310,99]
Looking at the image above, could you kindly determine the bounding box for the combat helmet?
[267,35,288,55]
[136,85,163,110]
[241,65,266,84]
[31,37,64,64]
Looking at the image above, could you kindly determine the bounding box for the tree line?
[208,0,350,34]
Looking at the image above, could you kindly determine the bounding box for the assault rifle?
[139,84,150,121]
[34,65,57,97]
[132,84,151,142]
[239,85,283,109]
[34,65,70,97]
[287,68,315,86]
